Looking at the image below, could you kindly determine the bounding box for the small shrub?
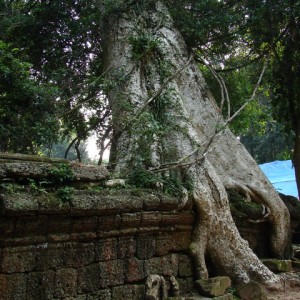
[56,186,75,203]
[48,163,74,183]
[0,183,18,193]
[27,178,47,194]
[129,33,160,61]
[128,165,159,188]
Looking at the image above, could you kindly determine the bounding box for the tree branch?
[149,58,269,174]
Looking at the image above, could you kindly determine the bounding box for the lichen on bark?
[102,0,290,290]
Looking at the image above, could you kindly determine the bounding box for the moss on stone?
[227,189,263,224]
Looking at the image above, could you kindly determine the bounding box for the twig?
[197,55,230,119]
[224,58,268,126]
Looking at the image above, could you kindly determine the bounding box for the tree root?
[189,161,285,288]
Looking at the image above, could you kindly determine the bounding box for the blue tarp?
[259,160,298,199]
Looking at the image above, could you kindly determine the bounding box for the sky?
[86,135,110,161]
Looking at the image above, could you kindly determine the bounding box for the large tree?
[0,0,294,290]
[102,0,290,289]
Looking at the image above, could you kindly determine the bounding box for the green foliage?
[0,0,298,172]
[127,165,193,196]
[241,122,294,164]
[0,40,60,153]
[27,178,47,195]
[129,33,160,61]
[56,186,74,203]
[48,163,75,183]
[0,0,109,160]
[100,0,128,17]
[168,0,299,166]
[0,183,18,194]
[167,0,245,56]
[127,165,159,188]
[201,60,294,163]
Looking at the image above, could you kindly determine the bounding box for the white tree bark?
[102,1,290,288]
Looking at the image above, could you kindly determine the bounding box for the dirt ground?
[267,286,300,300]
[266,271,300,300]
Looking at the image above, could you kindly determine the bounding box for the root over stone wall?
[0,154,295,299]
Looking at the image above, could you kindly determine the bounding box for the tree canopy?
[0,0,298,176]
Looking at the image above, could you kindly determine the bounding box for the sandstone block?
[35,243,64,270]
[97,215,121,232]
[14,215,48,237]
[1,193,39,216]
[261,259,292,272]
[70,232,97,242]
[87,289,112,300]
[99,260,125,288]
[142,193,161,210]
[141,211,162,227]
[77,263,100,293]
[159,194,181,210]
[112,284,145,300]
[178,255,194,277]
[37,193,70,214]
[0,273,27,300]
[145,254,179,277]
[47,216,71,234]
[136,235,155,259]
[118,236,136,258]
[63,242,95,268]
[195,276,231,297]
[236,281,268,300]
[176,277,195,296]
[54,268,77,298]
[1,246,37,273]
[95,238,118,261]
[26,271,55,300]
[121,212,141,227]
[125,258,145,283]
[0,217,14,238]
[71,216,98,233]
[155,232,192,256]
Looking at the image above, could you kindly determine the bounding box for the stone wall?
[0,187,195,300]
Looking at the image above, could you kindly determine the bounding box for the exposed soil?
[267,271,300,300]
[268,287,300,300]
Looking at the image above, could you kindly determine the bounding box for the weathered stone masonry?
[0,154,195,299]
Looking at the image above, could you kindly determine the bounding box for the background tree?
[201,64,294,163]
[0,0,110,160]
[0,40,59,153]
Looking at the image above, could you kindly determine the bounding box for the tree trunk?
[293,125,300,199]
[102,1,290,288]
